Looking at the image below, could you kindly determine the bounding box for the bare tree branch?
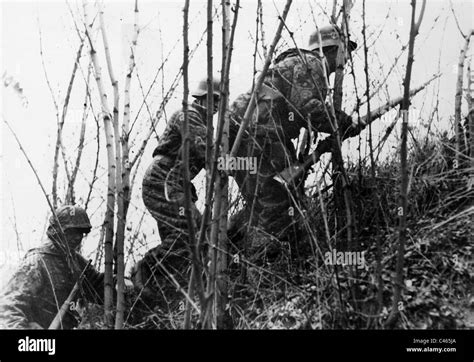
[84,0,116,328]
[449,0,466,38]
[182,0,207,323]
[386,0,426,329]
[229,0,292,158]
[454,29,473,167]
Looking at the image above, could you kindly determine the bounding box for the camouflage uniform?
[137,101,207,303]
[230,48,354,239]
[0,206,104,329]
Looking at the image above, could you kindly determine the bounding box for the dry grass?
[80,133,473,329]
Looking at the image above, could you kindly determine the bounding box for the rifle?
[274,75,440,186]
[48,259,92,330]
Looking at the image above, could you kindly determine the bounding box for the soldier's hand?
[337,111,360,138]
[130,260,146,290]
[273,165,302,185]
[27,322,44,329]
[336,110,353,126]
[124,277,135,291]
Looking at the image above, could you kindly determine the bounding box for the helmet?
[191,77,221,98]
[308,25,357,52]
[49,205,92,233]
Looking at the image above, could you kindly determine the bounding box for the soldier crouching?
[0,205,105,329]
[133,78,221,309]
[229,25,358,246]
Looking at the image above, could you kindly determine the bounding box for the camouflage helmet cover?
[49,205,92,233]
[191,77,221,98]
[308,25,357,52]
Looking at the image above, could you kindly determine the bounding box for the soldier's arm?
[279,55,354,136]
[76,254,105,305]
[305,100,355,137]
[185,109,208,169]
[0,255,44,329]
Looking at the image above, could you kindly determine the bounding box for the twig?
[38,18,64,209]
[84,0,116,328]
[127,5,209,138]
[467,61,474,187]
[229,0,292,158]
[4,118,79,279]
[193,0,217,330]
[284,76,439,187]
[258,0,267,58]
[209,0,239,330]
[68,58,91,204]
[182,0,207,322]
[85,91,101,212]
[61,38,86,204]
[449,0,465,38]
[98,2,123,288]
[386,0,426,329]
[454,29,473,167]
[9,192,23,253]
[362,0,383,321]
[119,0,139,330]
[191,0,293,327]
[129,21,211,171]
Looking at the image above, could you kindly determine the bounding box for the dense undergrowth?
[79,133,473,329]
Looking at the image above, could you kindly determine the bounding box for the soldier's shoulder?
[168,109,183,123]
[160,110,184,137]
[23,248,45,262]
[188,104,205,121]
[230,92,251,118]
[231,92,251,107]
[169,107,202,124]
[22,244,63,266]
[7,249,45,283]
[274,48,320,64]
[26,242,60,256]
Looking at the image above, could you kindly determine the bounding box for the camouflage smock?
[229,47,355,146]
[136,102,207,302]
[0,241,104,329]
[151,101,208,178]
[228,48,339,237]
[142,101,206,248]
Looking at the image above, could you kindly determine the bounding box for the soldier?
[0,205,104,329]
[133,78,221,304]
[229,25,357,242]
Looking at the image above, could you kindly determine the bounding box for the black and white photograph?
[0,0,472,356]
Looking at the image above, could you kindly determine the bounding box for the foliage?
[77,131,472,330]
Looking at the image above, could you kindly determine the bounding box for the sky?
[0,0,472,285]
